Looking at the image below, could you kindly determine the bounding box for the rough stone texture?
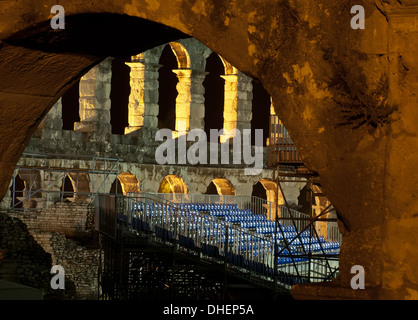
[0,0,417,299]
[6,202,99,299]
[8,202,94,238]
[0,211,77,299]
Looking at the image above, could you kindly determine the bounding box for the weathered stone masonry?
[0,38,306,299]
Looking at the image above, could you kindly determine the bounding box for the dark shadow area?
[5,13,190,58]
[251,79,270,146]
[60,175,75,200]
[110,56,130,135]
[251,181,267,201]
[9,174,25,209]
[110,178,123,195]
[205,181,219,195]
[203,52,225,137]
[158,44,178,131]
[62,79,80,130]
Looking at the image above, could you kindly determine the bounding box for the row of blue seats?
[192,203,239,211]
[125,211,340,251]
[135,202,241,211]
[125,215,340,267]
[135,201,266,221]
[129,202,341,252]
[135,201,300,234]
[135,202,300,231]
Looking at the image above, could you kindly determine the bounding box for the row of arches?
[60,40,272,145]
[9,171,279,208]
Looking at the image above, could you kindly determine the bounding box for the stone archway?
[206,178,236,196]
[158,174,188,194]
[111,172,140,195]
[169,42,193,135]
[1,1,418,300]
[66,172,91,202]
[252,178,281,221]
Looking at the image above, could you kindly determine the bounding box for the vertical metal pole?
[224,224,229,284]
[273,164,278,295]
[47,169,51,209]
[91,158,95,199]
[98,232,102,300]
[61,175,64,202]
[308,177,313,283]
[12,173,16,209]
[76,173,79,200]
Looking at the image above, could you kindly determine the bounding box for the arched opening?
[110,56,130,135]
[158,44,179,131]
[65,172,91,202]
[2,6,376,300]
[297,185,313,217]
[203,53,225,137]
[168,42,191,134]
[169,42,191,69]
[110,178,123,195]
[252,178,281,220]
[251,79,271,146]
[158,175,188,194]
[110,172,140,195]
[61,79,81,130]
[12,169,43,208]
[60,175,75,201]
[10,174,25,209]
[205,178,236,196]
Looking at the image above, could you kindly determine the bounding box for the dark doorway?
[252,181,267,201]
[205,181,218,195]
[203,53,225,137]
[251,79,271,146]
[110,56,131,135]
[61,175,75,200]
[158,45,178,131]
[110,178,123,195]
[10,174,25,209]
[61,79,81,130]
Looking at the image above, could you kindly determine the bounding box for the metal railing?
[137,192,342,245]
[268,115,303,165]
[8,153,122,211]
[110,193,340,290]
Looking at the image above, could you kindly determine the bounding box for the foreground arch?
[1,0,418,299]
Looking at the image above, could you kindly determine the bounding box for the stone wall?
[4,202,100,299]
[0,212,76,299]
[9,202,94,238]
[32,231,100,300]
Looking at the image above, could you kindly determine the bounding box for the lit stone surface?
[0,0,417,300]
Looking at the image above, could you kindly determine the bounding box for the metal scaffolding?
[8,152,123,211]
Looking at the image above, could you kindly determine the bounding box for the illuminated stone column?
[172,69,192,135]
[189,70,208,130]
[221,73,238,141]
[221,71,253,141]
[74,58,112,134]
[124,58,161,135]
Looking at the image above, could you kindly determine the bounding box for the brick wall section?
[5,202,100,299]
[0,212,76,299]
[10,202,94,238]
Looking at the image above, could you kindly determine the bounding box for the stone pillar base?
[290,278,413,300]
[74,121,95,133]
[291,278,375,300]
